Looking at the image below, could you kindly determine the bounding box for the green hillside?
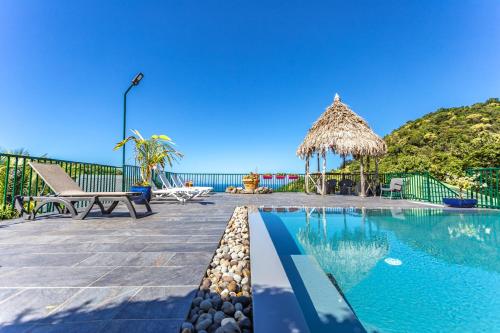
[345,98,500,180]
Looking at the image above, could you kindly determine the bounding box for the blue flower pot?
[130,185,152,203]
[442,198,477,208]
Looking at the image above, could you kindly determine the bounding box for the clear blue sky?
[1,0,499,172]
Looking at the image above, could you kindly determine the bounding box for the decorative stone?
[213,310,226,324]
[221,321,241,333]
[234,303,243,312]
[239,317,252,329]
[200,299,212,312]
[221,301,235,315]
[201,278,211,290]
[222,273,233,282]
[195,318,212,331]
[210,295,222,309]
[227,281,238,292]
[220,289,230,299]
[221,318,237,327]
[181,321,194,332]
[233,310,244,321]
[197,313,212,323]
[242,306,251,317]
[193,297,203,307]
[190,314,199,324]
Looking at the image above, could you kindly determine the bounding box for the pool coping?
[248,205,367,333]
[249,206,311,333]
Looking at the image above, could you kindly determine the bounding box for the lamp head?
[132,72,144,85]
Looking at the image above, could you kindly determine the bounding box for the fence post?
[2,156,11,209]
[426,171,431,202]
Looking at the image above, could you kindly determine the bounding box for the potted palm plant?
[114,130,182,202]
[443,175,484,208]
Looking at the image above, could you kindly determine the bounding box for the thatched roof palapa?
[297,94,386,159]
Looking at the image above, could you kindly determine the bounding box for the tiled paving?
[0,193,437,332]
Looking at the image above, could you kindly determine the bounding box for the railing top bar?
[152,171,383,176]
[0,153,118,169]
[467,167,500,171]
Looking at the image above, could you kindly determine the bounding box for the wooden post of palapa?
[359,155,366,197]
[321,153,326,195]
[305,155,310,194]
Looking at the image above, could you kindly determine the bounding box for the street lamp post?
[122,72,144,190]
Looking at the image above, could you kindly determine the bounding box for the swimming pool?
[259,207,500,333]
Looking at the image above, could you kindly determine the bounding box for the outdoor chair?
[171,174,213,195]
[14,162,152,220]
[326,179,337,194]
[155,172,203,202]
[380,178,404,199]
[339,179,355,195]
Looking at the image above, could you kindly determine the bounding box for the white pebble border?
[181,206,252,333]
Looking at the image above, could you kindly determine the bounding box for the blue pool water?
[259,208,500,333]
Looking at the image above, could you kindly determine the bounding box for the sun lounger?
[154,172,202,201]
[14,162,152,220]
[171,174,213,195]
[151,179,198,203]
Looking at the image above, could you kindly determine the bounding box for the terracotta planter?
[242,176,259,191]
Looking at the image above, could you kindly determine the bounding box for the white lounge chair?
[153,172,202,202]
[151,181,198,203]
[171,174,213,195]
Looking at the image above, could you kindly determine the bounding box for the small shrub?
[0,205,19,220]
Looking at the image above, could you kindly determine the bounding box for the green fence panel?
[466,168,500,209]
[123,165,141,190]
[0,153,119,212]
[385,171,458,204]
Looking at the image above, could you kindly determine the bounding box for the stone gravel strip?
[181,206,252,333]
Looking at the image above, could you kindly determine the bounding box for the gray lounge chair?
[14,162,152,220]
[380,178,404,199]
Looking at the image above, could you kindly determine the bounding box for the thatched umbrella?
[297,93,386,196]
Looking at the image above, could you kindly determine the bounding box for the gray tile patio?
[0,193,438,332]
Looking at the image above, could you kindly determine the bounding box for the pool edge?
[249,205,311,333]
[249,206,368,333]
